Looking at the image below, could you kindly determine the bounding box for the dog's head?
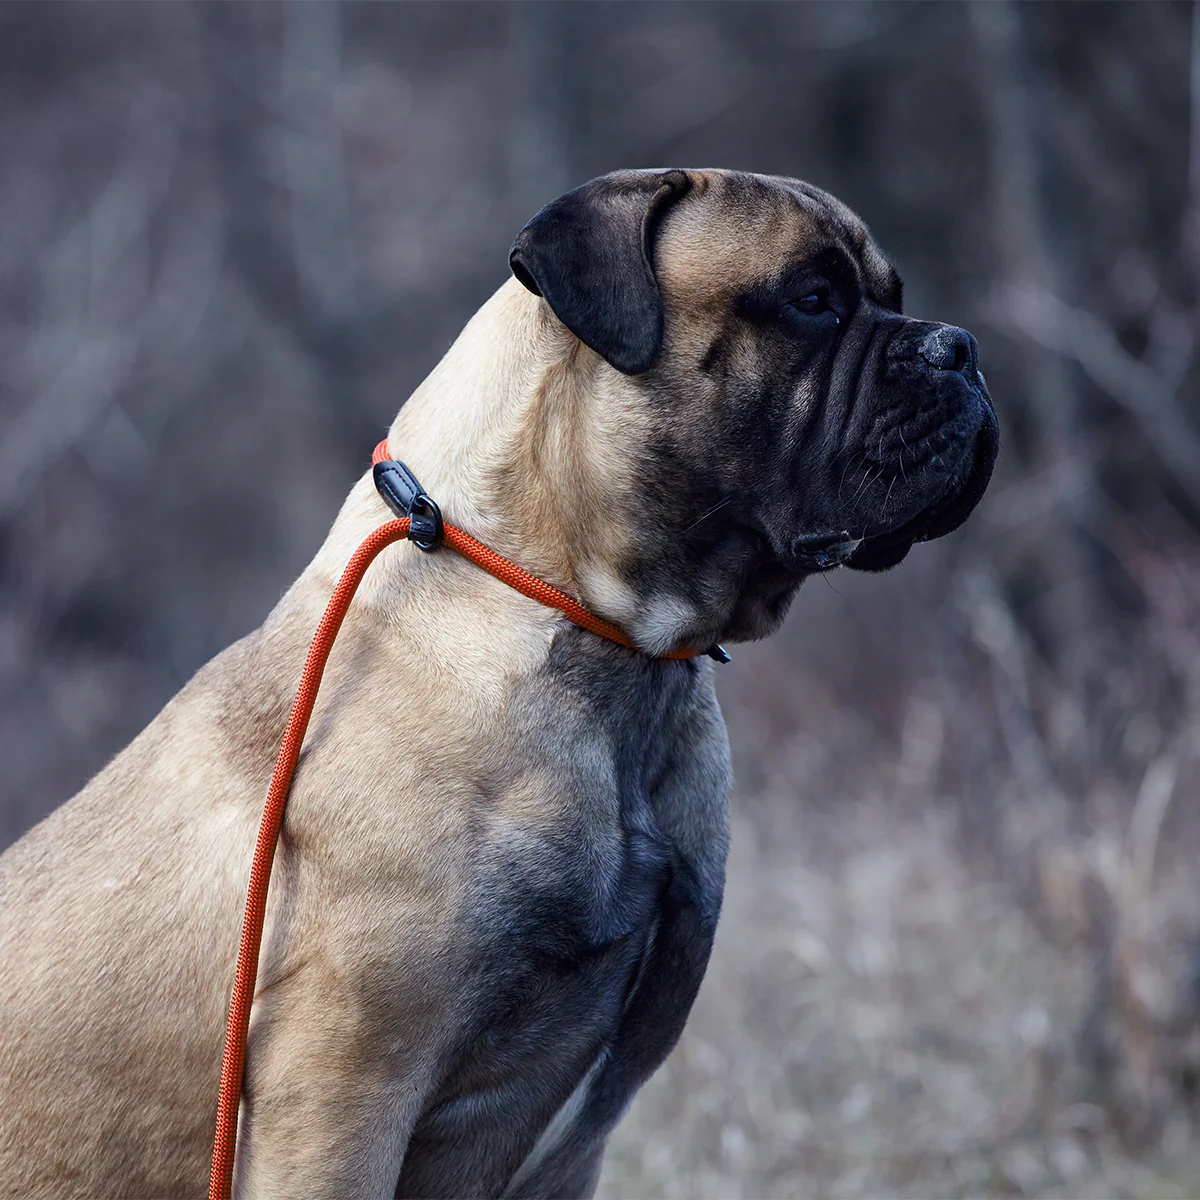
[509,168,998,646]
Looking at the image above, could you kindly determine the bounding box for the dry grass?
[601,802,1200,1199]
[598,620,1200,1200]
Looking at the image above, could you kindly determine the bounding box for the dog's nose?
[919,325,978,374]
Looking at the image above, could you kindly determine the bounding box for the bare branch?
[0,96,181,517]
[993,282,1200,510]
[957,565,1064,807]
[280,1,359,327]
[1186,0,1200,277]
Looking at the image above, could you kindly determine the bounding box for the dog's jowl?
[0,170,997,1199]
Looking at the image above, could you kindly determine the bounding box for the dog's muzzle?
[842,322,998,572]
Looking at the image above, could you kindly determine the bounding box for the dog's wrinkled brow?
[731,246,860,322]
[765,178,902,312]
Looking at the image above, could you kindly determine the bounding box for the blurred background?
[2,1,1199,1195]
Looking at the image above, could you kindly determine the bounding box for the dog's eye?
[786,290,838,323]
[791,292,825,313]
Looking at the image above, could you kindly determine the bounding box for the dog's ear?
[509,170,692,376]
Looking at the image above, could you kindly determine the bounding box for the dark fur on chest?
[396,631,726,1198]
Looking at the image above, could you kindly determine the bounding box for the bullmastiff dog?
[0,168,997,1198]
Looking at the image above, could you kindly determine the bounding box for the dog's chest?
[444,723,677,1083]
[399,779,670,1194]
[399,639,719,1188]
[402,790,672,1194]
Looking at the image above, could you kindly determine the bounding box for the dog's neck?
[308,279,713,658]
[388,280,621,578]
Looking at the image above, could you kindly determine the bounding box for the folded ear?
[509,169,692,376]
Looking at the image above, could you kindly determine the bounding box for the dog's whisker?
[684,497,734,533]
[849,461,883,506]
[882,472,898,513]
[838,455,862,500]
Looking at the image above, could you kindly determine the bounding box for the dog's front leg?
[502,691,731,1200]
[229,962,440,1200]
[502,858,718,1200]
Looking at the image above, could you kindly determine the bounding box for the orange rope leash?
[209,516,411,1199]
[209,444,703,1198]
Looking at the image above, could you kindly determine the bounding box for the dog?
[0,168,998,1198]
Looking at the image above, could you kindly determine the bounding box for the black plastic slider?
[705,644,731,664]
[372,459,445,552]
